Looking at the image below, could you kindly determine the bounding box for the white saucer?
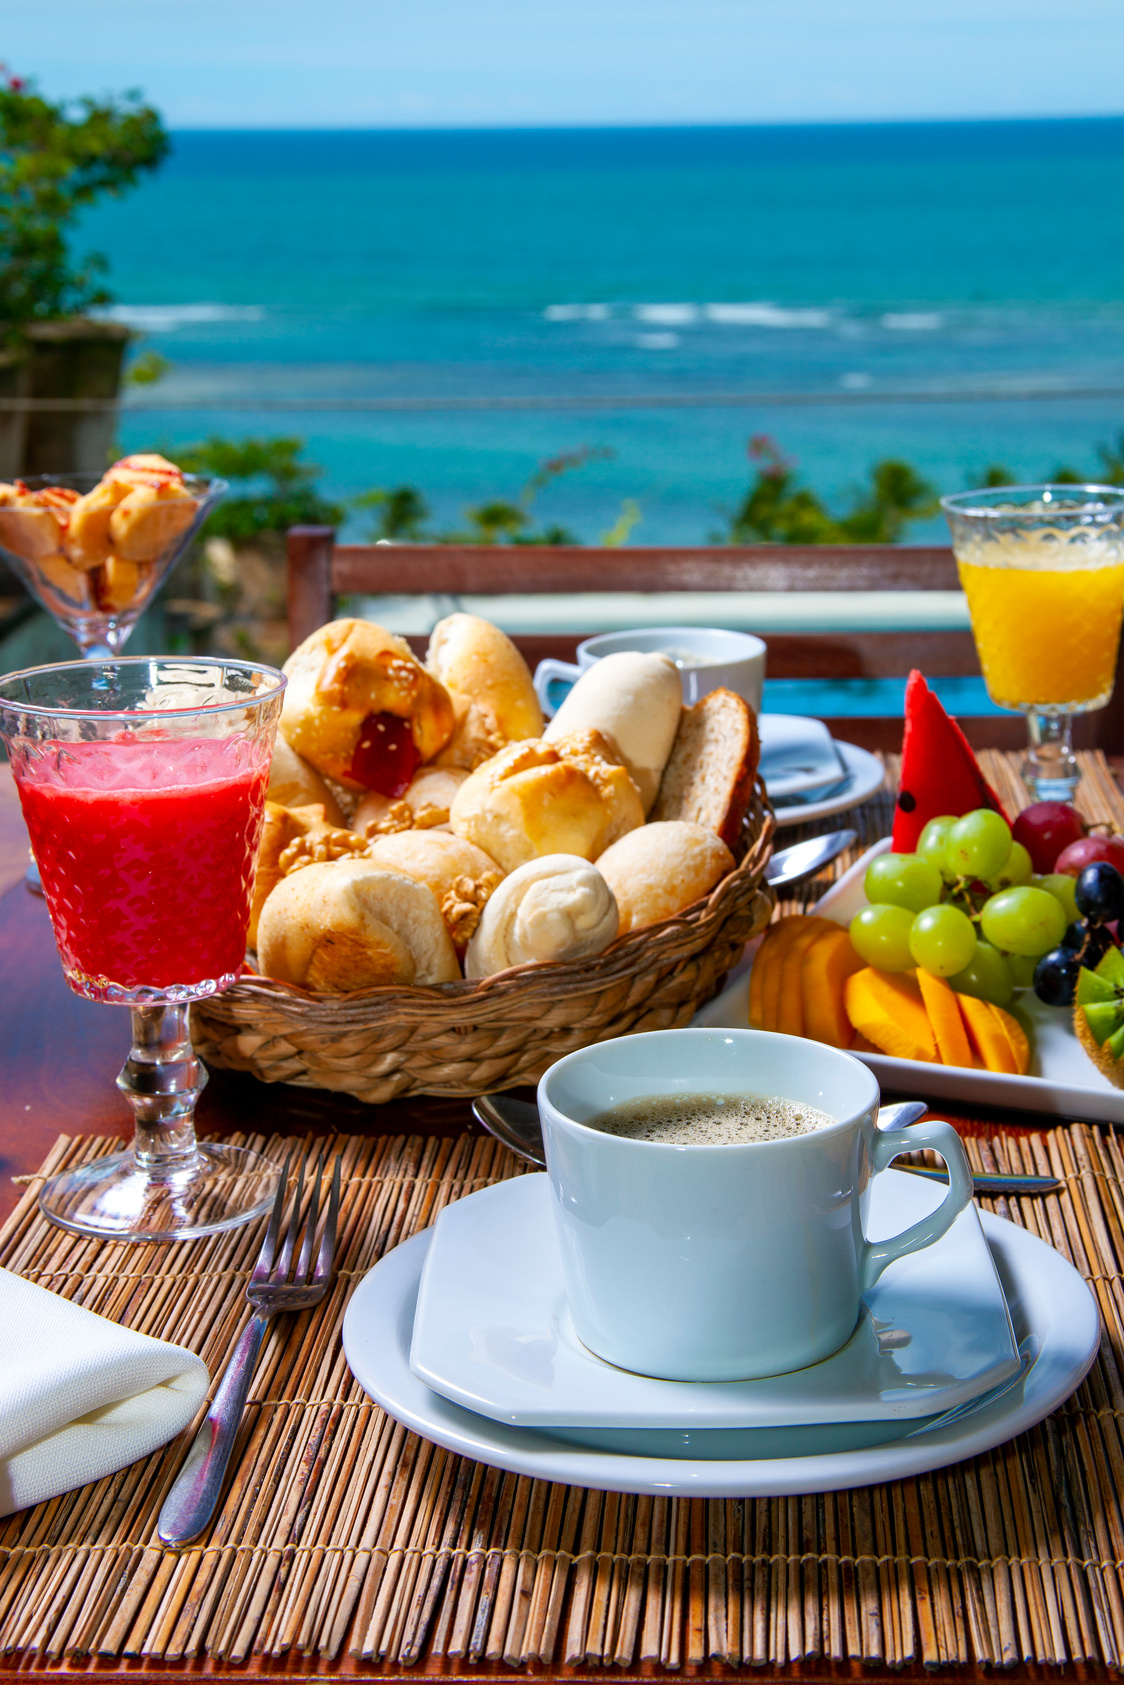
[409,1172,1019,1444]
[759,714,849,800]
[341,1206,1099,1497]
[772,741,886,828]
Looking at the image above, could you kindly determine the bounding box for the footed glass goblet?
[942,485,1124,801]
[0,657,286,1242]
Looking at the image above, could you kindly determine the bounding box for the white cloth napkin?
[0,1267,209,1517]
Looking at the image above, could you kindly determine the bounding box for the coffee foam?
[585,1091,834,1146]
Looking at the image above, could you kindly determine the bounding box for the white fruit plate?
[695,838,1124,1127]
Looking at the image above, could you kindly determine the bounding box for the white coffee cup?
[537,1028,973,1383]
[534,627,766,718]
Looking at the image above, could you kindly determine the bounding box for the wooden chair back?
[286,527,1123,752]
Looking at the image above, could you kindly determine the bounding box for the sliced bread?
[650,688,759,851]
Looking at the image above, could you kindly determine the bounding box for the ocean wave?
[704,303,832,328]
[634,304,699,326]
[881,312,943,331]
[95,304,265,331]
[542,303,610,321]
[634,332,680,350]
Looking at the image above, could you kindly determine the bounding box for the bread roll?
[426,613,543,769]
[250,801,333,947]
[64,478,127,570]
[257,859,460,992]
[543,651,681,814]
[281,618,456,790]
[594,822,735,933]
[466,855,619,978]
[450,735,643,872]
[353,765,467,837]
[367,830,503,947]
[108,480,197,562]
[651,688,759,851]
[0,499,63,562]
[267,734,345,825]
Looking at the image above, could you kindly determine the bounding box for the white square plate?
[695,838,1124,1126]
[409,1170,1018,1432]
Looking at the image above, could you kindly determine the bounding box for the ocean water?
[77,120,1124,544]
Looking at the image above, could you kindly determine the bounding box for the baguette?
[543,651,681,814]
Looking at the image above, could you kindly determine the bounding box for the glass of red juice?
[0,657,286,1242]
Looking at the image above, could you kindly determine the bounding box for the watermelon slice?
[892,671,1007,851]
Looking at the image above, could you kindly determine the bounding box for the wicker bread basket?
[191,780,775,1104]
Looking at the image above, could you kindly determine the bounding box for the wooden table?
[0,760,1120,1683]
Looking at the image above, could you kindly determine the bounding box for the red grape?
[1011,801,1087,873]
[1055,833,1124,877]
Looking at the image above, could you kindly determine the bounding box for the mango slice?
[777,918,832,1037]
[844,968,938,1063]
[748,916,805,1031]
[917,970,974,1068]
[989,1003,1031,1076]
[957,993,1017,1075]
[801,925,864,1047]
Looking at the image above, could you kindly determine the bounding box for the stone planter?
[20,319,132,477]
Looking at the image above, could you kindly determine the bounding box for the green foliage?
[0,67,168,335]
[972,436,1124,492]
[174,434,344,541]
[601,498,643,546]
[722,436,938,544]
[1099,434,1124,485]
[126,349,170,386]
[354,486,430,541]
[357,444,611,545]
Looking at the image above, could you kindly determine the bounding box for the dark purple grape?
[1074,861,1124,923]
[1062,920,1115,964]
[1034,947,1082,1007]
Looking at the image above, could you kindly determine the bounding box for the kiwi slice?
[1074,946,1124,1088]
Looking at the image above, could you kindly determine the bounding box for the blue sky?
[8,0,1124,127]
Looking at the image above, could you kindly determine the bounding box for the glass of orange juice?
[941,485,1124,800]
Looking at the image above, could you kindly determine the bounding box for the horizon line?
[160,112,1124,135]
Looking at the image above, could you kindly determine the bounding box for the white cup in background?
[537,1028,973,1383]
[533,627,766,718]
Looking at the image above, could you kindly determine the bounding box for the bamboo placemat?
[3,750,1124,1672]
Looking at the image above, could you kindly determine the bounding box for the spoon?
[764,829,856,888]
[470,1092,1060,1192]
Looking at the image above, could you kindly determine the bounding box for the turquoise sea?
[81,119,1124,544]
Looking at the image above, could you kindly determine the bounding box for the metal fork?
[157,1149,342,1547]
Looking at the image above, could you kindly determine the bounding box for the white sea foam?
[881,311,943,331]
[635,332,679,349]
[634,304,699,326]
[543,303,610,321]
[95,304,265,331]
[704,302,832,328]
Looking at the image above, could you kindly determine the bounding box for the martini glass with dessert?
[0,453,226,889]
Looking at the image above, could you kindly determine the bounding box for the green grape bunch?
[850,808,1072,1004]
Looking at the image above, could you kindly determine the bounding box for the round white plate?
[772,741,886,828]
[341,1209,1099,1498]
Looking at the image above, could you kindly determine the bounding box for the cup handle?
[859,1118,974,1292]
[533,658,582,718]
